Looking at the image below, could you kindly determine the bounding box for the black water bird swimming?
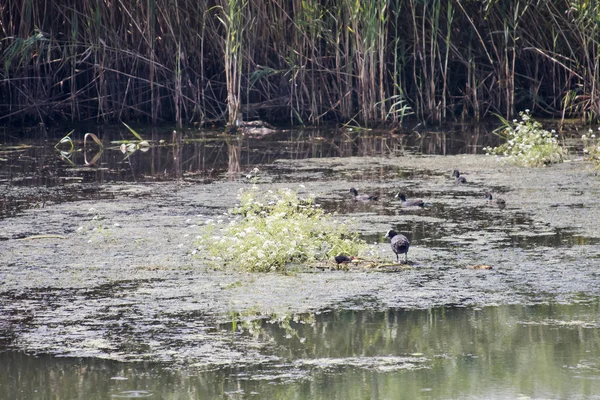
[395,193,425,208]
[385,229,410,263]
[349,187,378,201]
[485,191,506,207]
[453,169,467,184]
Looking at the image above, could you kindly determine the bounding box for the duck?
[485,191,506,207]
[385,229,410,263]
[395,193,425,207]
[452,169,467,184]
[349,187,378,201]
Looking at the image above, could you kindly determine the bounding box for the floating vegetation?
[52,124,153,165]
[196,187,366,272]
[111,391,153,398]
[295,356,429,372]
[54,130,75,152]
[485,111,566,167]
[519,319,598,329]
[115,123,151,153]
[75,209,117,243]
[469,265,493,270]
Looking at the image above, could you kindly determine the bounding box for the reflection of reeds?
[227,138,242,176]
[2,1,600,126]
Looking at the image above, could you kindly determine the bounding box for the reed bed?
[1,0,599,127]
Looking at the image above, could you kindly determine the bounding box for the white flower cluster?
[485,111,565,167]
[196,187,366,272]
[582,127,600,168]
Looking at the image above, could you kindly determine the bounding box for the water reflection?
[3,302,600,399]
[0,125,503,218]
[0,125,502,187]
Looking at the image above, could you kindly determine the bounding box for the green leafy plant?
[485,111,566,167]
[196,187,366,272]
[582,128,600,169]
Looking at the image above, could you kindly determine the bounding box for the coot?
[385,229,410,263]
[485,191,506,207]
[453,169,467,184]
[334,254,354,264]
[395,193,425,207]
[349,187,378,201]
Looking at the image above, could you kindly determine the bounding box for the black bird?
[395,193,425,207]
[349,187,378,201]
[485,191,506,207]
[385,229,410,263]
[334,254,354,264]
[453,169,467,184]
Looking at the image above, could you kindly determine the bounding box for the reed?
[1,0,599,128]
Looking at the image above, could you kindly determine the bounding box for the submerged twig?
[17,234,67,240]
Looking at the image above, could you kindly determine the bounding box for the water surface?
[3,303,600,399]
[2,124,600,399]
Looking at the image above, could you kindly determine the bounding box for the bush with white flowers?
[582,128,600,169]
[197,187,366,272]
[485,110,565,167]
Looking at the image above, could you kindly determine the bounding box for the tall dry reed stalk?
[1,0,599,128]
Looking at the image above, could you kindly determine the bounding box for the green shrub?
[485,110,566,167]
[582,129,600,169]
[196,187,366,272]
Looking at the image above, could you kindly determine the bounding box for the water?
[2,302,600,399]
[2,124,600,399]
[0,125,500,218]
[0,124,500,184]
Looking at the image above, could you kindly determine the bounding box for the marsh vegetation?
[486,111,566,167]
[3,1,600,127]
[197,186,366,272]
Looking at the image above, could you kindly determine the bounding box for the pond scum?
[196,187,366,272]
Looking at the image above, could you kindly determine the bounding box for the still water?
[2,125,597,399]
[1,124,501,218]
[2,302,600,399]
[1,124,498,184]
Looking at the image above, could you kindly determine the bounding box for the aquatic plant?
[54,130,75,152]
[197,187,366,272]
[582,128,600,169]
[485,111,565,167]
[75,209,117,243]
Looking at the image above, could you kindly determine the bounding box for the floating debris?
[469,265,493,270]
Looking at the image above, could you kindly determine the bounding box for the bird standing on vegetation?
[453,169,467,184]
[334,254,354,265]
[349,187,378,201]
[385,229,410,263]
[395,193,425,207]
[485,191,506,207]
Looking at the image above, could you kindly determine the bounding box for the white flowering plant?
[582,128,600,169]
[485,110,565,167]
[197,187,366,272]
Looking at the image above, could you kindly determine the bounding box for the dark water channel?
[3,302,600,399]
[2,124,600,399]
